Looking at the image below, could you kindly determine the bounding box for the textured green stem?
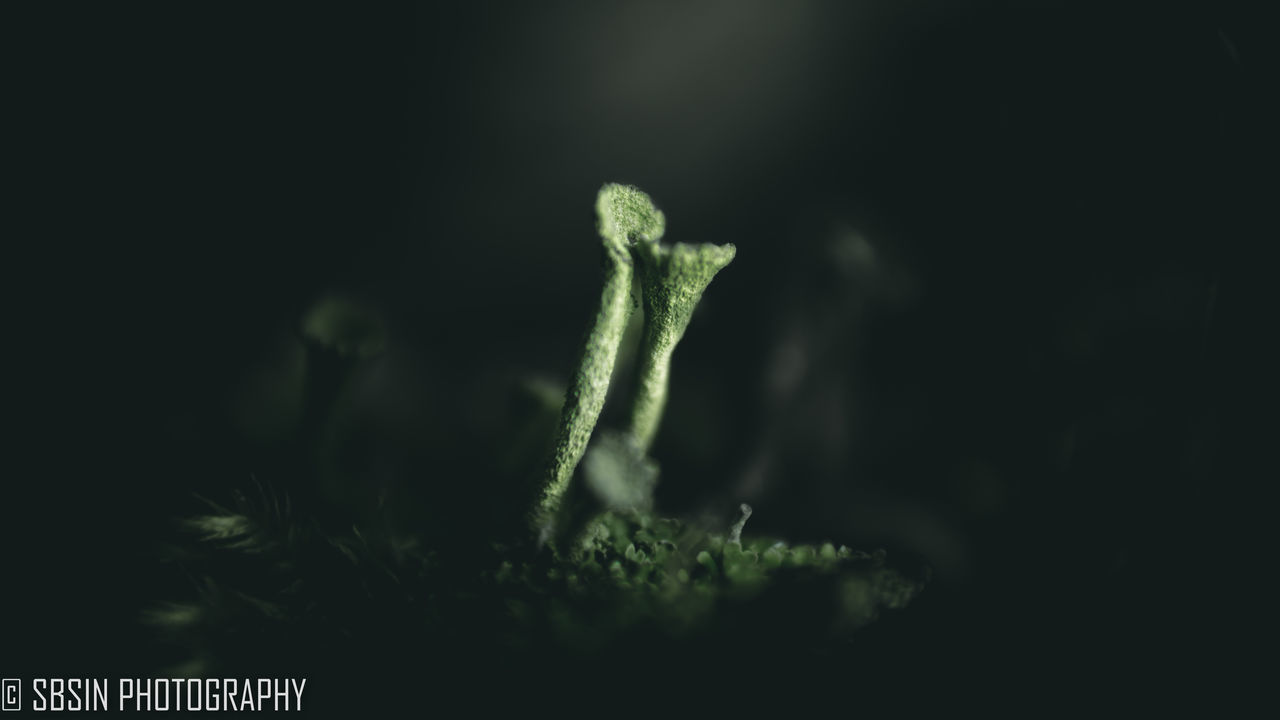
[629,241,736,452]
[532,184,666,544]
[532,255,633,540]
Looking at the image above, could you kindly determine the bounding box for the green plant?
[153,183,923,682]
[511,184,918,641]
[533,184,735,545]
[628,220,736,453]
[530,185,668,543]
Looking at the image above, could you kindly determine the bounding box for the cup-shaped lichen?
[628,240,736,452]
[532,184,666,544]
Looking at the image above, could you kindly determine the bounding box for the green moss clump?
[488,510,922,651]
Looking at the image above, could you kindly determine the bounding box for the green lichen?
[533,184,735,544]
[155,183,923,680]
[595,182,667,255]
[531,184,667,544]
[629,239,736,451]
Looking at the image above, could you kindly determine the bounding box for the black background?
[7,0,1271,704]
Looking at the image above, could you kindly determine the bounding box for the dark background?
[7,0,1269,701]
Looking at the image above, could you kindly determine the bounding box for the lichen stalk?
[532,184,666,545]
[629,241,736,452]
